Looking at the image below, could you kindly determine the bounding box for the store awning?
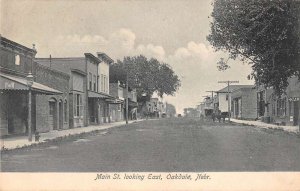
[88,91,115,99]
[0,73,62,95]
[106,98,124,104]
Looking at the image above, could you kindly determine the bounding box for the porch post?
[26,73,34,142]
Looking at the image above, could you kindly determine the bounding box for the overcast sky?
[1,0,254,114]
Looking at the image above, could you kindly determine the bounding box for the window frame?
[74,94,83,117]
[64,100,68,123]
[101,74,104,92]
[15,54,20,65]
[93,75,96,91]
[89,72,92,90]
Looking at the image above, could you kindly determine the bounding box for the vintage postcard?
[0,0,300,190]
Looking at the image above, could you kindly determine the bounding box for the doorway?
[59,100,63,129]
[49,99,56,130]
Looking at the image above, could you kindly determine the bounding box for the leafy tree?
[166,102,177,117]
[207,0,300,95]
[110,55,181,102]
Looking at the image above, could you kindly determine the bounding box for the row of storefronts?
[198,81,300,126]
[0,37,137,138]
[256,77,300,126]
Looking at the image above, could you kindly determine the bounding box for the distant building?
[231,86,257,120]
[108,81,125,122]
[199,97,214,117]
[215,85,254,117]
[124,87,138,120]
[145,98,166,118]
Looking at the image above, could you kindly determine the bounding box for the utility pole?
[206,91,216,100]
[125,64,129,124]
[218,81,239,122]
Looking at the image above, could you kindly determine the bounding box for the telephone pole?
[218,81,239,122]
[125,64,129,125]
[206,91,217,100]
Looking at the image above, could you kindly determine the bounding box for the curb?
[1,120,141,152]
[231,121,299,135]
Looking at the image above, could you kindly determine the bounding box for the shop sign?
[288,97,299,101]
[5,82,15,89]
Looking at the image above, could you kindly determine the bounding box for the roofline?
[1,36,37,55]
[216,85,255,93]
[84,53,101,63]
[96,52,114,64]
[231,86,256,93]
[35,62,70,79]
[35,57,85,61]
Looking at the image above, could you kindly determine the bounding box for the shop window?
[93,75,96,91]
[64,100,68,122]
[74,94,83,117]
[289,100,293,116]
[89,73,92,90]
[277,98,287,116]
[272,103,276,116]
[104,75,107,93]
[101,74,104,92]
[15,55,20,65]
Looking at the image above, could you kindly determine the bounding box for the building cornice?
[96,52,114,64]
[1,36,37,57]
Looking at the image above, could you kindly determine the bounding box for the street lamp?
[26,73,34,142]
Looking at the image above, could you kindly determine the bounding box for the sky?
[1,0,254,114]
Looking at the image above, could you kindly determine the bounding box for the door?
[59,101,63,129]
[88,99,97,124]
[294,101,299,126]
[49,101,56,130]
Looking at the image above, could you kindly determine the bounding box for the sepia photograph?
[0,0,300,190]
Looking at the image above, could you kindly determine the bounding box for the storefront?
[0,73,62,136]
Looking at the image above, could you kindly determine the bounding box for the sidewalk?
[0,120,140,151]
[230,118,299,133]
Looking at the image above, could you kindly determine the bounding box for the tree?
[166,103,177,117]
[207,0,300,95]
[110,55,181,102]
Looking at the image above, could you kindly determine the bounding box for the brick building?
[35,52,115,127]
[35,64,70,132]
[231,86,257,120]
[0,37,64,137]
[257,76,300,126]
[35,57,88,128]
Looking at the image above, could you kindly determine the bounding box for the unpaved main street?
[1,118,300,172]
